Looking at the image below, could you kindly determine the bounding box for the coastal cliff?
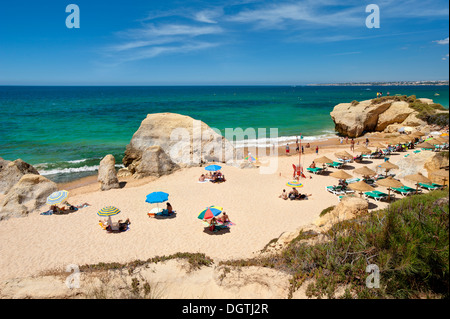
[330,96,449,137]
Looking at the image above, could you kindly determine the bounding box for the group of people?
[99,217,131,232]
[199,171,226,183]
[48,201,90,214]
[207,212,231,232]
[279,188,310,201]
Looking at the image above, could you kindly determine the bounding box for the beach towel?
[197,180,208,183]
[40,210,53,215]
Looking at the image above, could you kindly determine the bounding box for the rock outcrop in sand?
[314,196,369,230]
[97,154,120,191]
[0,158,39,195]
[122,113,242,177]
[330,99,428,137]
[0,174,57,220]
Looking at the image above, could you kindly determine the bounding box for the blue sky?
[0,0,448,85]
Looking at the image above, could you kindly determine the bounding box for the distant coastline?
[307,81,449,86]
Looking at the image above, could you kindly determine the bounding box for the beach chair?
[392,187,415,196]
[419,182,439,191]
[326,185,345,195]
[432,183,445,189]
[326,161,343,169]
[346,178,361,184]
[307,167,323,174]
[402,185,421,193]
[364,192,385,201]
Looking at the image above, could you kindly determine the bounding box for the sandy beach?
[0,135,439,282]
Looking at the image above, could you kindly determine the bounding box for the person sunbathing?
[166,202,173,214]
[309,161,316,168]
[279,189,288,200]
[118,218,131,232]
[289,188,299,200]
[220,212,230,224]
[199,174,206,182]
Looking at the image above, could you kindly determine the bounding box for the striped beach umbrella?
[198,206,223,220]
[286,181,303,188]
[97,206,121,217]
[245,154,257,162]
[46,190,69,205]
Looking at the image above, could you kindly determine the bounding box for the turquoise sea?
[0,85,448,183]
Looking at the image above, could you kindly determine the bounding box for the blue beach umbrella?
[46,190,69,205]
[205,165,222,172]
[145,191,169,211]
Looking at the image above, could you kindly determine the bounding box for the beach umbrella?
[430,170,449,186]
[428,137,445,145]
[286,181,303,188]
[198,206,223,220]
[377,177,404,201]
[441,133,449,137]
[404,172,431,194]
[348,181,375,197]
[416,142,434,149]
[98,206,121,217]
[205,164,222,171]
[330,170,353,180]
[378,161,399,176]
[335,151,353,159]
[400,135,414,142]
[146,191,169,211]
[353,166,376,178]
[46,190,69,205]
[245,153,257,162]
[412,131,425,137]
[98,206,121,228]
[369,142,386,148]
[314,156,333,164]
[314,156,334,168]
[354,146,372,154]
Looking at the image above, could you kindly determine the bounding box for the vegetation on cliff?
[371,95,448,126]
[221,189,449,299]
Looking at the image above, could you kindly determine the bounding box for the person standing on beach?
[345,137,349,144]
[296,142,300,153]
[315,145,319,154]
[301,145,304,154]
[286,144,290,155]
[340,137,343,144]
[350,138,355,151]
[365,138,369,147]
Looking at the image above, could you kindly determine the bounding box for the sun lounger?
[346,178,361,184]
[364,192,385,201]
[307,167,323,174]
[326,185,345,195]
[326,161,343,169]
[402,185,421,193]
[392,187,415,196]
[419,182,439,191]
[432,183,445,189]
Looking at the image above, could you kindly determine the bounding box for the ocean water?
[0,85,448,183]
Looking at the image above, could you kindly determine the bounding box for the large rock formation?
[97,154,120,191]
[123,113,242,177]
[0,174,57,220]
[424,153,449,183]
[134,146,180,178]
[314,196,369,230]
[0,158,39,195]
[330,99,429,137]
[395,151,436,179]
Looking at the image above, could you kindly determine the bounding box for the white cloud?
[434,37,449,45]
[193,8,223,24]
